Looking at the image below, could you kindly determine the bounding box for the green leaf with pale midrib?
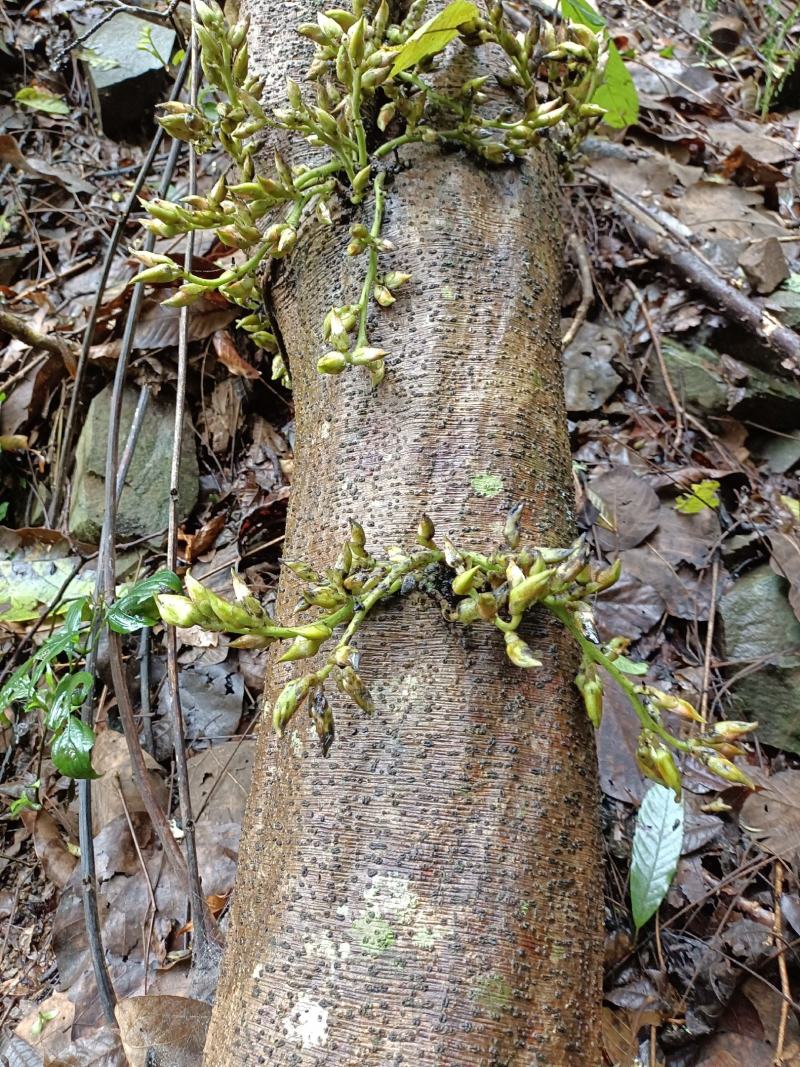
[630,783,683,930]
[391,0,479,76]
[561,0,639,129]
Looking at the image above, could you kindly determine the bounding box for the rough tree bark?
[204,2,604,1062]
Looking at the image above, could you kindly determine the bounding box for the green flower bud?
[452,598,478,624]
[318,351,348,374]
[130,263,183,286]
[162,283,206,308]
[272,676,313,735]
[279,635,322,662]
[711,720,758,741]
[228,17,249,49]
[373,284,395,307]
[348,16,366,65]
[504,631,542,669]
[351,346,386,366]
[507,569,554,617]
[194,0,224,29]
[317,11,344,40]
[704,754,755,788]
[452,566,481,596]
[383,271,411,291]
[417,514,435,544]
[228,634,273,649]
[352,164,372,197]
[156,594,203,629]
[577,673,603,727]
[377,102,396,131]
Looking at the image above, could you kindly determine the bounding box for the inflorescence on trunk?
[157,508,756,797]
[130,0,607,386]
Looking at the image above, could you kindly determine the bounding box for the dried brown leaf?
[212,329,261,379]
[588,468,661,552]
[19,811,77,889]
[115,996,211,1067]
[740,770,800,859]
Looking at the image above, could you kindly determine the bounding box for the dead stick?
[623,216,800,376]
[561,232,593,347]
[0,307,78,369]
[773,861,790,1066]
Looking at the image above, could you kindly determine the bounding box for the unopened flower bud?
[703,754,754,789]
[351,346,386,366]
[279,635,322,662]
[318,351,348,374]
[272,676,313,735]
[417,514,435,544]
[508,569,554,617]
[504,631,542,669]
[156,594,203,629]
[452,566,481,596]
[373,284,395,307]
[711,720,758,741]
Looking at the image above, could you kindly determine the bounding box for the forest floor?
[1,0,800,1064]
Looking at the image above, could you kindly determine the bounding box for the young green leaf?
[106,569,183,633]
[613,655,649,676]
[43,671,94,733]
[390,0,479,76]
[561,0,605,30]
[630,783,683,930]
[592,42,638,129]
[51,715,99,779]
[674,479,720,515]
[15,86,70,115]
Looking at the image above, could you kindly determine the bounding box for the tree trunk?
[204,4,604,1063]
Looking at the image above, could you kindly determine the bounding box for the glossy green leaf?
[614,655,649,675]
[106,569,182,633]
[51,716,99,779]
[630,783,683,930]
[561,0,604,30]
[43,671,94,733]
[391,0,479,76]
[592,42,639,128]
[15,86,70,115]
[674,479,721,514]
[561,1,638,129]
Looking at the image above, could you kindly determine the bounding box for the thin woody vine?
[1,0,756,803]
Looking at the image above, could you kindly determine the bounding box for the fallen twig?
[607,199,800,376]
[562,232,594,348]
[0,308,79,372]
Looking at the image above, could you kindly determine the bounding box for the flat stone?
[68,385,198,545]
[738,237,789,295]
[72,13,175,138]
[720,565,800,753]
[650,339,800,430]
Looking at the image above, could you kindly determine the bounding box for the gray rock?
[73,13,175,138]
[69,385,198,545]
[738,237,789,295]
[562,321,623,412]
[720,565,800,753]
[650,339,800,430]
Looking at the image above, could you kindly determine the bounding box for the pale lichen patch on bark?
[471,473,504,498]
[282,995,329,1049]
